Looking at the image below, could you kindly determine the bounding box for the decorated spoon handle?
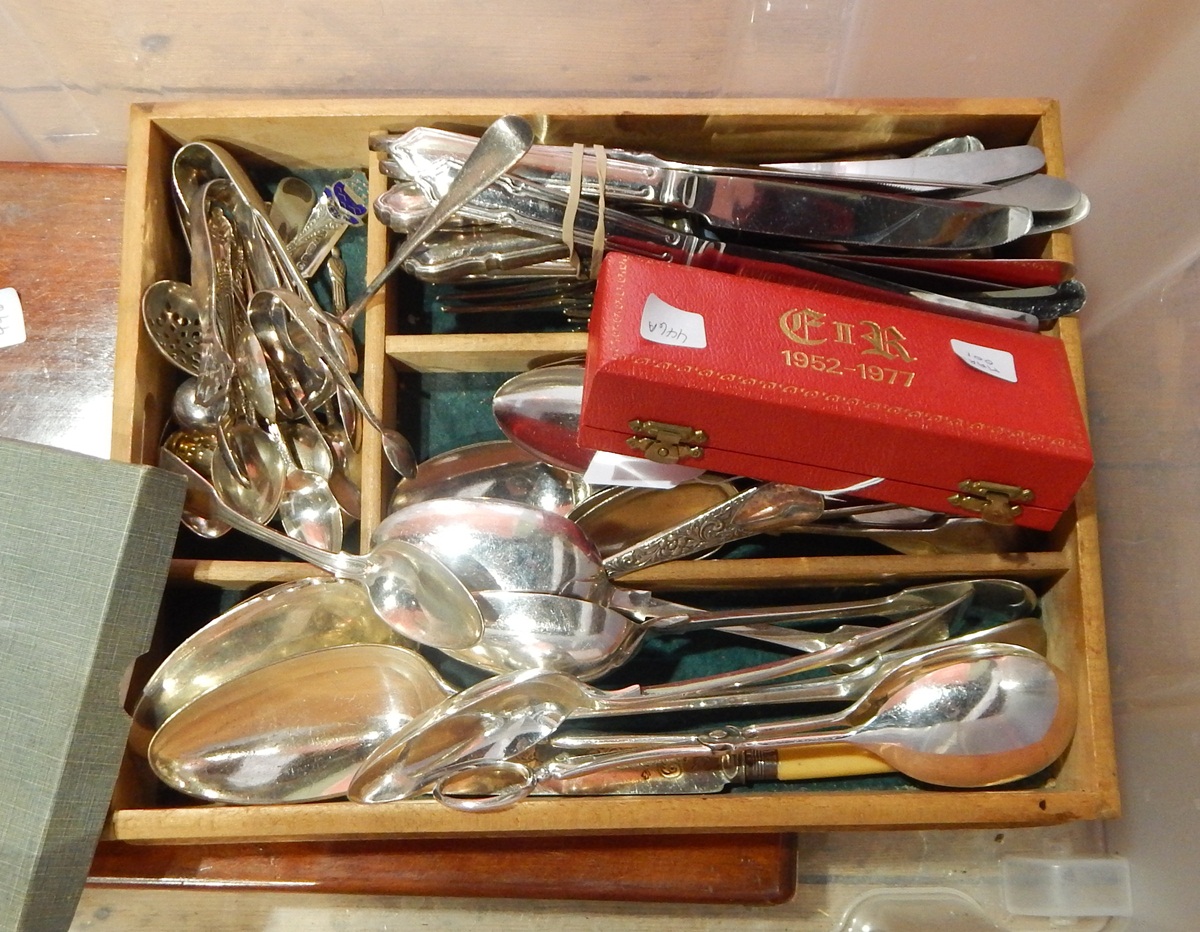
[602,482,824,577]
[285,174,369,278]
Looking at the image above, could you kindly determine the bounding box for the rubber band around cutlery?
[588,145,607,279]
[561,143,585,276]
[562,143,608,279]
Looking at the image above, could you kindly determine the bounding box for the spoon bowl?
[492,362,590,472]
[142,279,206,376]
[278,467,344,551]
[210,421,286,524]
[373,496,606,596]
[341,114,537,327]
[147,643,455,804]
[129,577,408,754]
[161,448,484,649]
[388,439,589,517]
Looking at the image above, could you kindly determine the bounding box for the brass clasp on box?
[626,420,708,464]
[949,479,1035,525]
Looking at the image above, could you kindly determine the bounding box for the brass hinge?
[626,419,708,464]
[948,479,1035,525]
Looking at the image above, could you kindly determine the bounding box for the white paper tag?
[583,450,705,489]
[0,287,28,349]
[951,338,1017,383]
[639,293,707,349]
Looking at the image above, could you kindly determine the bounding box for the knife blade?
[380,127,1034,250]
[762,144,1046,185]
[656,169,1032,249]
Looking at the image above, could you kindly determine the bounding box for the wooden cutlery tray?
[107,97,1117,844]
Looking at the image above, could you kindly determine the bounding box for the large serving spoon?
[561,643,1074,783]
[426,616,1044,800]
[347,600,961,803]
[373,496,607,596]
[372,488,824,590]
[434,642,1075,810]
[547,616,1047,723]
[160,448,483,649]
[388,439,591,518]
[129,577,407,754]
[446,578,1036,680]
[148,643,456,804]
[373,495,1033,627]
[492,361,591,472]
[340,114,536,328]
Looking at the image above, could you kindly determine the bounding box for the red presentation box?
[579,252,1093,531]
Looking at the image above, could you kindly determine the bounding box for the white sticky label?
[951,338,1017,383]
[639,293,707,349]
[583,450,705,489]
[0,287,27,349]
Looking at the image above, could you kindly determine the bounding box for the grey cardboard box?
[0,439,184,932]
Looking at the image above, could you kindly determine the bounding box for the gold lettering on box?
[779,307,828,345]
[833,320,856,344]
[859,320,916,362]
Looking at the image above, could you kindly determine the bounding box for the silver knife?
[762,145,1046,185]
[379,127,1033,250]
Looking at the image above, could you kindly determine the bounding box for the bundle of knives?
[370,125,1088,331]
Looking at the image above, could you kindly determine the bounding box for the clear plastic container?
[2,1,1195,927]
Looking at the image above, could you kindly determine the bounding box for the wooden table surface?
[0,163,124,459]
[0,159,798,909]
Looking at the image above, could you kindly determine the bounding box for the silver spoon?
[373,496,607,597]
[442,642,1074,810]
[373,489,824,590]
[209,419,286,524]
[566,480,742,557]
[268,175,317,242]
[244,358,343,549]
[448,589,960,682]
[160,448,483,650]
[388,439,590,518]
[347,599,961,803]
[373,496,1034,628]
[129,577,408,754]
[492,361,591,472]
[553,616,1048,724]
[446,580,1035,680]
[278,466,344,552]
[147,643,456,805]
[286,420,335,478]
[340,114,536,328]
[446,578,1036,681]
